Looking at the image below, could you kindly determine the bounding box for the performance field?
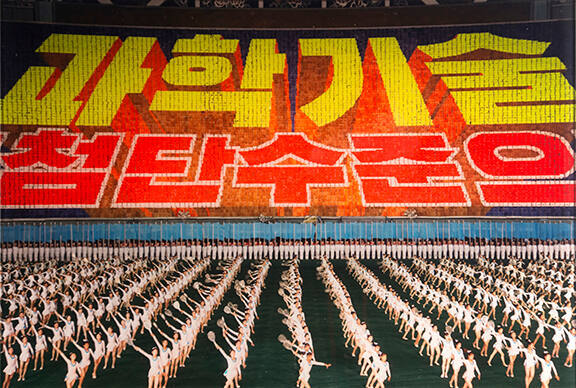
[2,239,575,388]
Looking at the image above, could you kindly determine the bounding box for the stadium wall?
[52,2,533,28]
[1,219,573,242]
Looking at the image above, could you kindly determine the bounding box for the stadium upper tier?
[3,0,573,9]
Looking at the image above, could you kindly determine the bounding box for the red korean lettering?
[234,133,347,206]
[465,131,575,206]
[1,129,121,207]
[114,134,236,207]
[350,133,470,206]
[196,135,237,182]
[3,129,78,169]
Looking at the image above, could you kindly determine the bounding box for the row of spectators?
[1,0,501,8]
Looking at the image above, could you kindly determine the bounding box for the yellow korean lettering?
[418,32,550,58]
[151,34,272,127]
[369,37,432,126]
[150,90,272,127]
[1,33,117,125]
[76,37,158,126]
[299,38,363,127]
[163,56,232,86]
[241,39,286,90]
[427,57,575,124]
[172,34,239,54]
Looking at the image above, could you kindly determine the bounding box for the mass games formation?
[1,238,574,387]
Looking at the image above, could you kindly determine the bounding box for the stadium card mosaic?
[1,21,574,218]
